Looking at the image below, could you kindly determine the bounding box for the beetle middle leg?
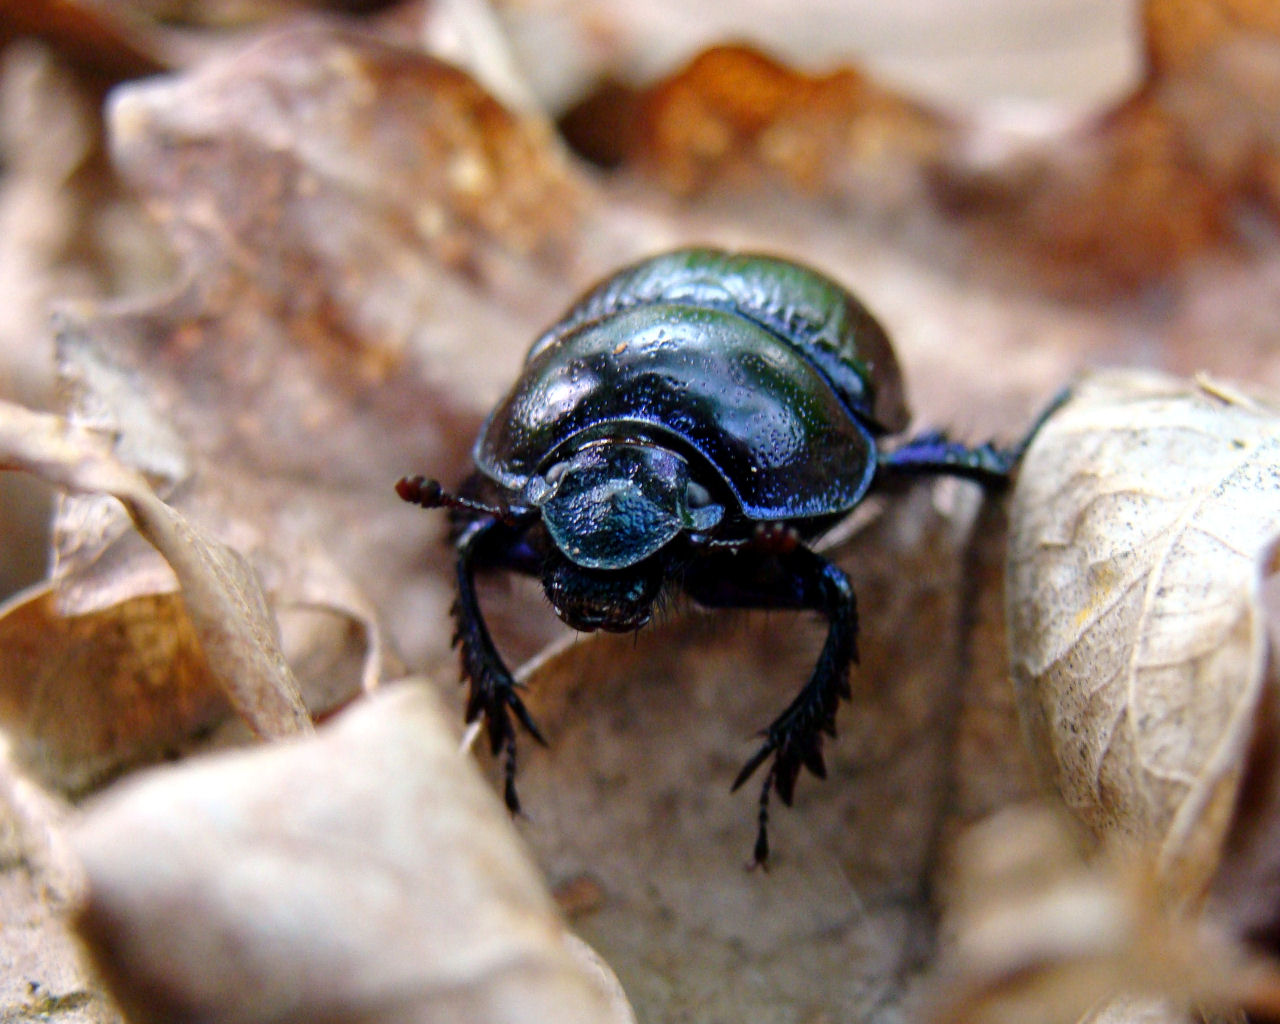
[881,392,1070,485]
[879,431,1016,485]
[683,544,858,867]
[453,515,548,812]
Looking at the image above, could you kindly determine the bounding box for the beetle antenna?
[396,475,515,522]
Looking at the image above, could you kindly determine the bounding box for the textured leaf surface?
[1008,371,1280,900]
[72,684,632,1024]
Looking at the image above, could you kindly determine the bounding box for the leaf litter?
[2,3,1280,1024]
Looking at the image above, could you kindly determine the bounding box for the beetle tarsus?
[502,729,521,813]
[751,767,774,869]
[456,623,548,813]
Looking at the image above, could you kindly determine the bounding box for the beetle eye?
[544,461,568,486]
[686,481,713,508]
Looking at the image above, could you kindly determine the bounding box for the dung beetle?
[398,248,1017,865]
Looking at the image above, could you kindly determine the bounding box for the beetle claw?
[730,741,774,793]
[453,588,547,808]
[507,690,548,747]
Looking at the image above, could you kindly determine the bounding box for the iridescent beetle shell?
[475,248,909,526]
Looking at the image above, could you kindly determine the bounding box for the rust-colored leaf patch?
[0,0,165,83]
[603,43,950,204]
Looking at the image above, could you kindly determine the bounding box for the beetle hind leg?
[881,391,1069,486]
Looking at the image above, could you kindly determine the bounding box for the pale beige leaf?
[1007,370,1280,901]
[931,805,1274,1024]
[0,398,311,744]
[71,682,630,1024]
[0,744,120,1024]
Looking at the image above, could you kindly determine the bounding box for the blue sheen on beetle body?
[476,304,879,521]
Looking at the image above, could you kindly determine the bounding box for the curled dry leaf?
[0,586,232,794]
[1207,541,1280,956]
[0,398,310,790]
[932,804,1280,1024]
[71,682,632,1024]
[1007,370,1280,903]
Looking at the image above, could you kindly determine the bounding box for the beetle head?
[526,442,722,633]
[526,442,722,570]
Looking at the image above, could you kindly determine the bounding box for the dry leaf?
[935,0,1280,291]
[0,744,119,1023]
[468,482,999,1023]
[0,585,232,794]
[72,682,633,1024]
[1007,370,1280,903]
[931,804,1278,1024]
[624,43,947,203]
[41,21,602,691]
[0,398,311,788]
[0,0,165,82]
[0,22,602,793]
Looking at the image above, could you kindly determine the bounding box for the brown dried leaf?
[43,22,599,682]
[610,43,950,206]
[71,682,632,1024]
[936,0,1280,291]
[4,22,601,796]
[0,399,311,788]
[471,482,996,1023]
[1143,0,1280,79]
[1007,370,1280,903]
[932,805,1279,1024]
[0,0,165,82]
[0,586,231,794]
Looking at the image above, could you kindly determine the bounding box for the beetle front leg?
[453,516,547,812]
[683,545,858,867]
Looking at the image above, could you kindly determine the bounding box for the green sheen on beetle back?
[475,303,879,521]
[526,248,909,435]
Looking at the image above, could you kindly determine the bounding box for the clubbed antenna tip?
[395,475,516,522]
[396,475,446,507]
